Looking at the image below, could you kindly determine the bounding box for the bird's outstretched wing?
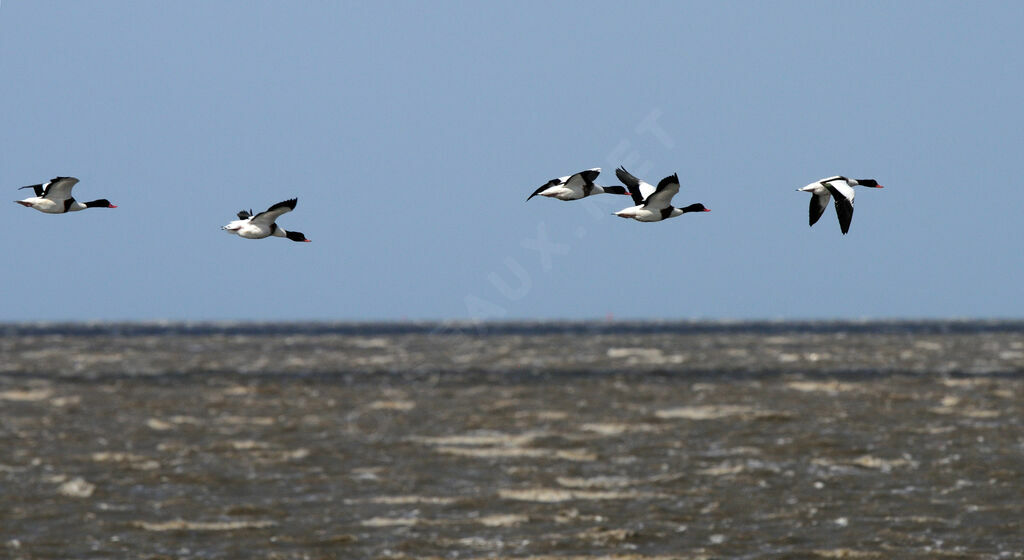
[251,198,298,227]
[808,190,830,226]
[41,177,79,201]
[823,183,854,234]
[642,174,680,210]
[610,168,643,207]
[615,167,655,205]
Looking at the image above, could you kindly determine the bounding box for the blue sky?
[2,1,1022,321]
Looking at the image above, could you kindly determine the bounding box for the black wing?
[237,209,253,220]
[615,167,645,205]
[808,191,830,227]
[824,184,854,234]
[527,178,559,201]
[251,198,298,226]
[18,183,44,197]
[41,177,79,200]
[264,198,298,213]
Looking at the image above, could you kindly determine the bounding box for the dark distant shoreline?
[4,319,1024,379]
[4,319,1024,337]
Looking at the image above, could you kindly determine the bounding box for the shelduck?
[613,167,709,222]
[527,168,628,201]
[797,176,883,234]
[14,177,117,214]
[222,198,310,242]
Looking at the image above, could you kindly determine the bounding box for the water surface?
[2,322,1021,558]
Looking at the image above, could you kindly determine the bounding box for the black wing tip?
[838,210,853,233]
[655,173,679,190]
[529,181,549,198]
[268,198,299,211]
[615,168,644,204]
[19,183,46,197]
[615,169,645,204]
[830,195,854,234]
[615,166,638,183]
[528,178,561,201]
[808,194,828,226]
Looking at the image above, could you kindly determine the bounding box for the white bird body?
[613,168,709,223]
[17,197,65,213]
[14,177,117,214]
[614,205,691,222]
[222,198,310,242]
[222,217,269,239]
[527,168,628,201]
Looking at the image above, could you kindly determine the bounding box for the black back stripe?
[579,169,600,185]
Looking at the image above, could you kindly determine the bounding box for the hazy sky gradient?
[3,2,1023,321]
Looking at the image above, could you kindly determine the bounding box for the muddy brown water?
[1,322,1022,559]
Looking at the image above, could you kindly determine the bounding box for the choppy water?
[1,321,1022,559]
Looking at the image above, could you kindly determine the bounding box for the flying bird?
[613,167,709,222]
[526,168,628,201]
[222,198,310,242]
[14,177,117,214]
[797,176,883,234]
